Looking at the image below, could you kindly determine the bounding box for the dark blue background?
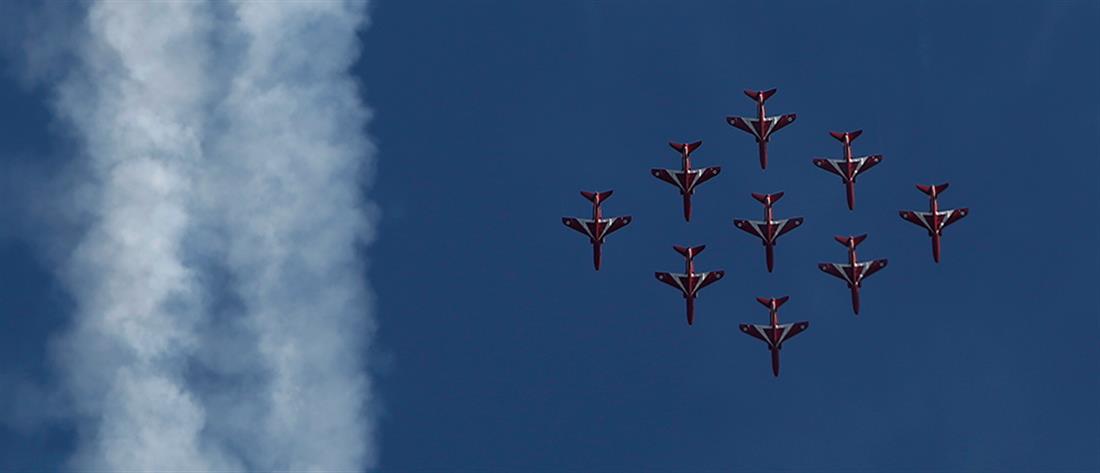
[3,1,1098,470]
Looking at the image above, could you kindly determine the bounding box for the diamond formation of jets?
[739,296,809,377]
[726,88,797,170]
[654,245,725,326]
[651,141,721,222]
[899,183,969,263]
[812,130,883,210]
[561,190,632,270]
[733,192,804,272]
[559,85,970,377]
[818,234,888,315]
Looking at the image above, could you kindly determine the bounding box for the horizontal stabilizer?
[916,183,950,197]
[751,192,785,205]
[829,130,863,143]
[744,88,778,102]
[673,244,706,259]
[581,190,614,204]
[755,296,790,309]
[835,234,868,247]
[668,140,703,155]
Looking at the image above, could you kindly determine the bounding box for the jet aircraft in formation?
[726,89,797,170]
[654,245,725,326]
[812,130,883,210]
[561,190,632,270]
[739,296,809,377]
[818,235,889,315]
[733,192,803,272]
[651,141,721,222]
[899,183,969,262]
[560,86,969,377]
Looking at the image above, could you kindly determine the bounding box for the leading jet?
[818,234,888,315]
[726,88,797,170]
[733,192,804,272]
[811,130,883,210]
[899,183,969,262]
[739,296,809,377]
[562,190,632,270]
[655,245,725,326]
[651,140,721,222]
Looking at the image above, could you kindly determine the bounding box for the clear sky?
[1,1,1098,471]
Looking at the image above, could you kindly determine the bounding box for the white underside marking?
[831,263,856,285]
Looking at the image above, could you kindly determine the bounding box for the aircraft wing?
[726,116,759,140]
[733,219,765,240]
[696,271,725,292]
[766,113,797,138]
[942,208,969,228]
[694,167,721,188]
[778,321,810,345]
[819,262,854,285]
[855,155,883,175]
[740,324,769,344]
[775,217,804,238]
[601,216,632,239]
[899,210,932,231]
[861,259,888,280]
[655,272,688,295]
[740,322,809,348]
[562,217,595,239]
[812,158,843,177]
[651,168,682,191]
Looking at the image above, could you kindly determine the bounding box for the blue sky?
[2,1,1098,471]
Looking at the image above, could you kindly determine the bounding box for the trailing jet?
[562,190,632,270]
[899,183,969,263]
[811,130,883,210]
[651,141,721,222]
[818,234,888,315]
[739,296,809,377]
[726,88,797,170]
[733,192,804,272]
[654,245,725,326]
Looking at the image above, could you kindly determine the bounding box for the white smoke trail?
[49,1,376,470]
[52,1,239,470]
[201,1,377,469]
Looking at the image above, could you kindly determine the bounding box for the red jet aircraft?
[562,190,632,270]
[818,235,888,315]
[733,192,804,272]
[654,245,725,326]
[726,88,797,170]
[899,183,969,263]
[812,130,883,210]
[651,141,721,222]
[739,296,809,377]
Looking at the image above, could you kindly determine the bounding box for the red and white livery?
[733,192,804,272]
[818,234,888,315]
[899,183,969,263]
[654,245,725,326]
[811,130,883,210]
[739,296,809,378]
[562,190,632,270]
[651,141,721,222]
[726,88,797,170]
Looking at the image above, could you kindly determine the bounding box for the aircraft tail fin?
[834,234,868,248]
[751,192,785,206]
[755,296,790,310]
[744,88,778,102]
[829,130,863,143]
[916,183,950,197]
[581,190,614,204]
[668,140,703,156]
[673,244,706,259]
